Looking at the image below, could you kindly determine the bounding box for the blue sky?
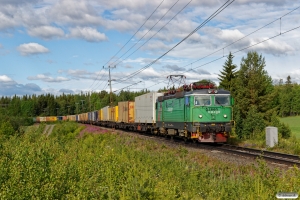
[0,0,300,96]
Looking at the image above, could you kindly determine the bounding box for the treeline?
[0,89,150,117]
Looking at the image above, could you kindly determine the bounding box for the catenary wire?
[109,0,180,67]
[114,0,235,84]
[114,0,193,67]
[89,0,165,90]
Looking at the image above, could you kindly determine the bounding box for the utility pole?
[89,91,91,111]
[103,65,116,107]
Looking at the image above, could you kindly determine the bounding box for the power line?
[110,0,180,67]
[90,68,107,90]
[114,0,193,67]
[89,0,165,90]
[114,0,235,84]
[144,5,300,89]
[181,4,300,69]
[103,0,165,67]
[145,25,300,90]
[189,25,300,72]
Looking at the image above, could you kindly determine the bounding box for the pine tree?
[233,51,275,138]
[218,52,237,91]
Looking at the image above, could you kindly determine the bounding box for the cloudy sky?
[0,0,300,96]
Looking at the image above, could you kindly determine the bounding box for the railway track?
[96,125,300,167]
[217,144,300,167]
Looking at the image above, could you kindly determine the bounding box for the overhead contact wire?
[115,0,235,83]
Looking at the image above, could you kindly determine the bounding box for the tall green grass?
[280,116,300,138]
[0,122,299,199]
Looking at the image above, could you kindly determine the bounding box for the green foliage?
[0,121,15,138]
[242,106,265,139]
[270,114,291,139]
[231,51,286,138]
[0,124,299,199]
[218,52,238,91]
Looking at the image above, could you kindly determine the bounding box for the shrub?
[0,121,15,138]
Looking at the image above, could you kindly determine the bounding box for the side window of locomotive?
[215,96,230,106]
[194,96,211,106]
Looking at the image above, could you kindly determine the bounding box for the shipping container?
[98,110,101,121]
[102,106,110,121]
[92,111,98,122]
[66,115,73,121]
[88,112,93,122]
[134,92,164,123]
[47,116,57,122]
[118,101,135,123]
[40,117,47,122]
[109,106,118,122]
[83,113,88,122]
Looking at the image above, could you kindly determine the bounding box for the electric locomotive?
[156,82,233,143]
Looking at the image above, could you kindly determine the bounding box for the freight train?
[34,82,234,143]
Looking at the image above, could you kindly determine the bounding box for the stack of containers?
[134,92,164,124]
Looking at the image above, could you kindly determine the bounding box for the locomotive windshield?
[194,96,211,106]
[215,95,230,106]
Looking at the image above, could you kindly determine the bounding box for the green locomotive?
[156,82,233,143]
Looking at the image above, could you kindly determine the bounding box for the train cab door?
[184,96,190,122]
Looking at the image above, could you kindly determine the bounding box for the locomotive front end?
[190,89,233,143]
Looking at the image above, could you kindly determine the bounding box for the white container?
[40,117,46,122]
[102,106,110,121]
[266,126,278,147]
[134,92,164,123]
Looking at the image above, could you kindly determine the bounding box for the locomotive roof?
[157,89,230,102]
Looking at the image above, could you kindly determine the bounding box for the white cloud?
[27,26,65,39]
[27,74,70,82]
[0,75,13,82]
[69,27,107,42]
[0,75,42,96]
[47,0,103,26]
[17,43,49,56]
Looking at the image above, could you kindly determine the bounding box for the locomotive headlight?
[199,115,203,118]
[223,114,227,118]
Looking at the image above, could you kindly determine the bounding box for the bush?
[0,121,15,138]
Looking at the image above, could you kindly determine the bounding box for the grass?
[280,116,300,138]
[0,121,299,199]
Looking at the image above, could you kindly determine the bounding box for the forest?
[0,51,299,139]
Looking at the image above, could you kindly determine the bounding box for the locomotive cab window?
[194,96,211,106]
[215,95,230,106]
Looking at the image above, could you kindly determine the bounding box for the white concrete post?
[266,126,278,148]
